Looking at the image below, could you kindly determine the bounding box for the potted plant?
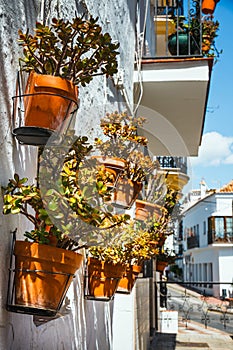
[36,129,130,230]
[85,186,179,298]
[86,221,155,298]
[201,15,220,56]
[85,245,126,300]
[3,174,83,316]
[94,111,157,208]
[116,221,160,294]
[86,210,173,296]
[150,189,179,274]
[156,248,176,273]
[168,15,200,56]
[168,14,220,57]
[3,135,130,314]
[135,172,167,221]
[14,16,119,145]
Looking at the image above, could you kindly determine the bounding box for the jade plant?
[3,135,130,250]
[201,15,221,57]
[187,15,221,57]
[18,15,119,86]
[95,111,158,182]
[156,247,176,265]
[139,172,167,204]
[169,14,221,57]
[155,187,179,237]
[89,190,178,266]
[89,220,160,266]
[124,151,158,183]
[95,111,147,158]
[3,173,73,247]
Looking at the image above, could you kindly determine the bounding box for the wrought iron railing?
[146,0,204,58]
[187,235,199,249]
[156,281,233,333]
[157,156,188,174]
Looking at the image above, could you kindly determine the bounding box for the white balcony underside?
[134,58,213,156]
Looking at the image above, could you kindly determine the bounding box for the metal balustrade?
[156,281,233,333]
[145,0,204,58]
[187,235,200,249]
[157,156,188,174]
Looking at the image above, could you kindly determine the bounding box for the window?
[208,263,213,289]
[215,217,224,239]
[226,218,233,238]
[203,263,207,288]
[195,264,198,286]
[203,221,206,235]
[199,263,202,285]
[196,224,199,242]
[208,216,233,243]
[193,226,196,235]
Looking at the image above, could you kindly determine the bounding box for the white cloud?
[190,132,233,166]
[225,154,233,164]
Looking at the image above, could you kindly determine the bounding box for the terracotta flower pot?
[202,0,219,15]
[202,35,211,52]
[135,200,162,221]
[93,156,126,187]
[94,156,142,209]
[111,178,142,209]
[156,260,168,273]
[24,72,78,131]
[86,258,125,300]
[14,241,83,313]
[92,156,142,209]
[117,264,141,294]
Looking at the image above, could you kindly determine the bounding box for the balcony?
[208,231,233,245]
[153,0,203,58]
[157,156,189,191]
[134,0,217,156]
[157,156,187,174]
[187,235,199,249]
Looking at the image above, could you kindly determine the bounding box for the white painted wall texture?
[183,193,233,298]
[0,1,151,349]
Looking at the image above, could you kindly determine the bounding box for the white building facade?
[182,181,233,298]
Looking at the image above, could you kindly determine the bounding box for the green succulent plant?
[89,199,177,266]
[170,14,221,57]
[95,111,158,183]
[3,135,130,250]
[157,247,176,264]
[18,15,119,86]
[89,220,159,265]
[3,173,69,248]
[95,111,147,157]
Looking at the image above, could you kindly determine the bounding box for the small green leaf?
[11,208,21,214]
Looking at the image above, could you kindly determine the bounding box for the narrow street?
[150,320,233,350]
[166,283,233,334]
[150,283,233,349]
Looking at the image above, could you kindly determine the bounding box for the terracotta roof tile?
[219,180,233,193]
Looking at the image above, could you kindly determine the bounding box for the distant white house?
[181,180,233,298]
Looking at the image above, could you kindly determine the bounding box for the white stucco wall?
[183,192,233,297]
[215,193,233,216]
[0,1,152,349]
[218,248,233,297]
[182,195,215,251]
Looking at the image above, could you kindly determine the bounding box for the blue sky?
[188,1,233,191]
